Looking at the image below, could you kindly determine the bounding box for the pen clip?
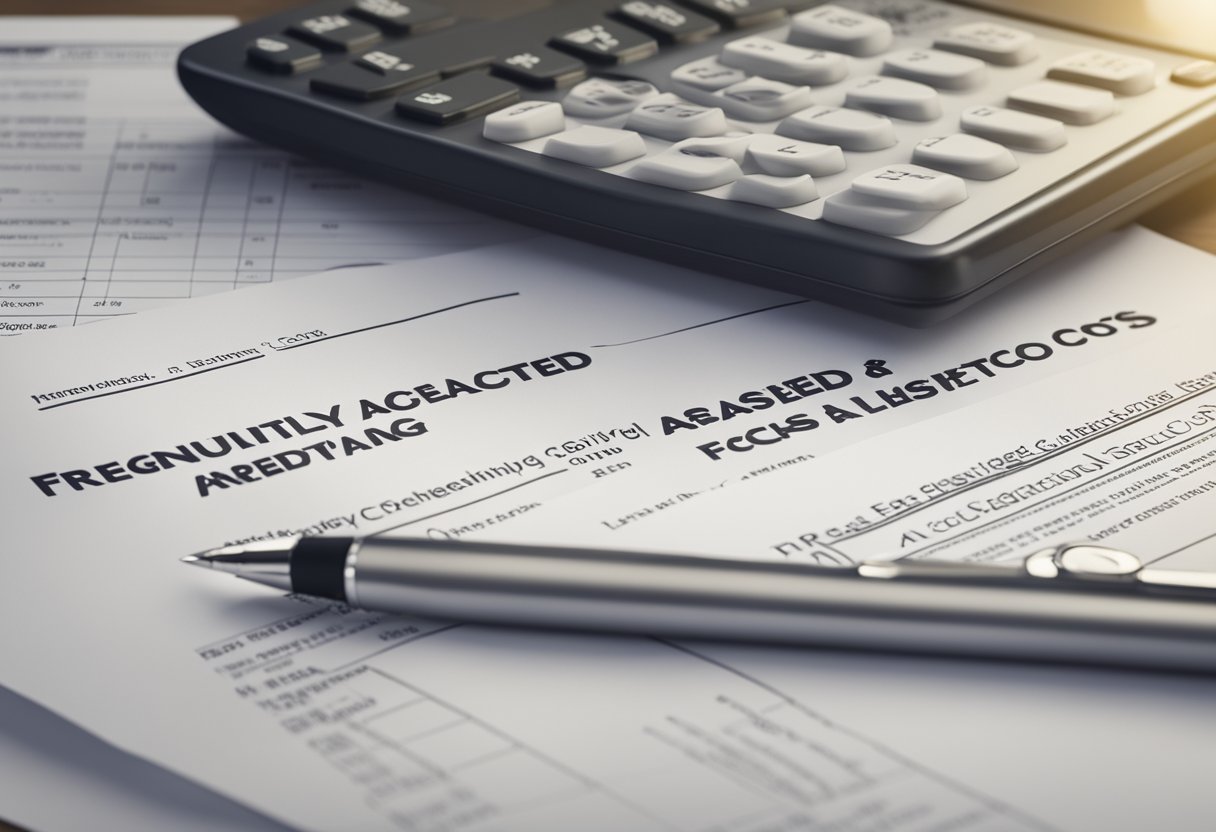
[862,544,1216,599]
[860,544,1141,587]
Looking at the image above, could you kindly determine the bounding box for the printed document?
[499,307,1216,578]
[2,230,1215,831]
[0,17,525,335]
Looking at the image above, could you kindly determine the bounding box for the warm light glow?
[1144,0,1216,31]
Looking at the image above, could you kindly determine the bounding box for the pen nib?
[177,538,298,591]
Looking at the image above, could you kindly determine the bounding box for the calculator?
[177,0,1216,323]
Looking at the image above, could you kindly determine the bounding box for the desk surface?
[0,4,1213,832]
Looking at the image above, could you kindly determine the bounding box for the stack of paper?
[2,15,1215,832]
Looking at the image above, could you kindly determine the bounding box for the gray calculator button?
[246,36,322,73]
[1007,80,1114,125]
[1048,51,1156,96]
[960,105,1065,151]
[714,77,814,121]
[491,46,586,89]
[719,36,849,85]
[745,134,844,176]
[483,101,566,143]
[630,149,743,190]
[823,190,937,235]
[550,21,659,65]
[788,5,893,57]
[777,105,896,151]
[670,56,748,98]
[671,135,751,163]
[310,61,437,100]
[347,0,455,34]
[933,22,1037,66]
[912,134,1018,180]
[288,15,381,52]
[625,94,729,140]
[728,173,818,207]
[562,78,659,117]
[850,164,967,210]
[614,1,720,44]
[394,74,520,125]
[543,126,647,167]
[845,77,941,122]
[1171,60,1216,87]
[678,0,788,29]
[882,49,987,91]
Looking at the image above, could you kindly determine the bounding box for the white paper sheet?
[0,684,292,832]
[0,17,527,335]
[2,229,1215,831]
[493,252,1216,579]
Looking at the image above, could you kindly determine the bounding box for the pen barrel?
[350,538,1216,673]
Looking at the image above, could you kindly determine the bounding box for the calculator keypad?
[238,0,1216,247]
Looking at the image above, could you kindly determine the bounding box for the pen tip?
[180,554,211,568]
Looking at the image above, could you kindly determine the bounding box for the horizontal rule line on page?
[826,385,1216,546]
[1142,528,1216,567]
[378,469,570,534]
[271,292,521,352]
[37,354,264,411]
[901,425,1216,562]
[591,299,812,348]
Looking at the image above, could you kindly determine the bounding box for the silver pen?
[184,536,1216,673]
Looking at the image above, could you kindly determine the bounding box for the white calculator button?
[788,5,893,57]
[562,78,659,117]
[912,134,1018,180]
[670,56,747,93]
[882,49,987,91]
[778,105,896,151]
[625,94,729,140]
[728,173,819,208]
[719,36,848,86]
[745,134,845,176]
[671,135,751,164]
[483,101,565,143]
[1007,80,1114,125]
[850,164,967,210]
[845,77,941,122]
[823,190,937,236]
[543,126,647,167]
[630,150,743,190]
[714,77,814,121]
[960,105,1065,151]
[1048,51,1156,96]
[933,22,1037,66]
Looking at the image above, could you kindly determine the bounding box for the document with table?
[0,17,527,335]
[2,222,1215,832]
